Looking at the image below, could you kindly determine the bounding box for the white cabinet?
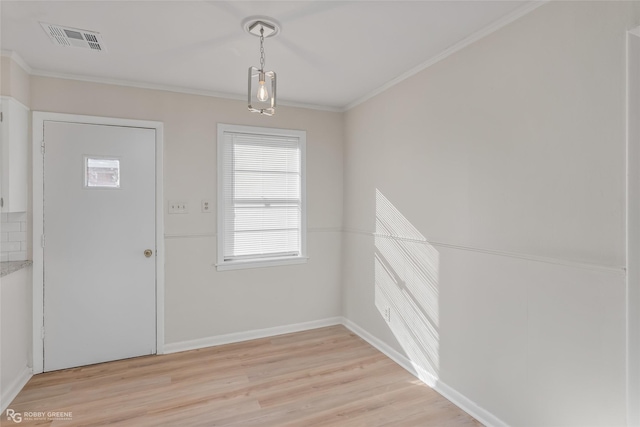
[0,97,29,213]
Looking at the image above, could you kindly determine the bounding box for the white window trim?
[216,123,307,271]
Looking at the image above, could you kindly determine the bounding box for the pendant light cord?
[259,27,266,71]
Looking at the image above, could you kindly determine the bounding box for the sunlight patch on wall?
[375,189,440,385]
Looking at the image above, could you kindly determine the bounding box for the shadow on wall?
[374,189,440,386]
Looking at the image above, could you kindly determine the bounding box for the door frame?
[32,112,165,374]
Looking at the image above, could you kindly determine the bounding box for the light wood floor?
[8,326,482,426]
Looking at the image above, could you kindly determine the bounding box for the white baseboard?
[341,318,427,380]
[1,365,32,413]
[342,318,508,427]
[163,317,344,354]
[164,316,507,426]
[2,316,503,426]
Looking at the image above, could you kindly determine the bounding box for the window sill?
[216,256,308,271]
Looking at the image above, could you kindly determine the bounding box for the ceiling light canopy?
[245,18,280,116]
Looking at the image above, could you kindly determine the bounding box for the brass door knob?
[144,249,153,258]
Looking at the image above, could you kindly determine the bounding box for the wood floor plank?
[7,326,482,426]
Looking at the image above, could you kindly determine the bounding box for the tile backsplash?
[1,212,28,262]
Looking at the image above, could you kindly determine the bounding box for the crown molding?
[343,0,548,111]
[1,51,342,113]
[30,67,248,101]
[3,1,546,114]
[0,50,33,74]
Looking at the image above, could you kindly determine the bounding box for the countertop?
[1,260,33,277]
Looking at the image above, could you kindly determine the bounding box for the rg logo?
[5,409,22,423]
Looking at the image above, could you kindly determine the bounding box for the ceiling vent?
[40,22,106,52]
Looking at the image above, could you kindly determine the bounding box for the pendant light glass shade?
[248,66,276,116]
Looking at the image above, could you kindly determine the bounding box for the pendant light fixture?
[245,18,279,116]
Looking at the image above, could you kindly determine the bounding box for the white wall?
[29,77,344,346]
[627,26,640,427]
[0,266,32,411]
[1,55,30,107]
[343,2,640,426]
[1,53,33,412]
[5,1,640,424]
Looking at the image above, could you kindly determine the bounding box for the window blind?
[221,131,302,261]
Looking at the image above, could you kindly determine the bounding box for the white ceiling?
[1,1,537,110]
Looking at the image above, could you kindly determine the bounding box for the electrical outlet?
[201,199,212,213]
[384,307,391,323]
[168,201,188,214]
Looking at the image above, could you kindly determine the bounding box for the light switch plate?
[168,201,188,214]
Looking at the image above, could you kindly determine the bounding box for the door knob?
[144,249,153,258]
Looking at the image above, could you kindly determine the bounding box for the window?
[84,157,121,188]
[217,124,306,270]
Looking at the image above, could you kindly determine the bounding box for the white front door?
[43,121,157,372]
